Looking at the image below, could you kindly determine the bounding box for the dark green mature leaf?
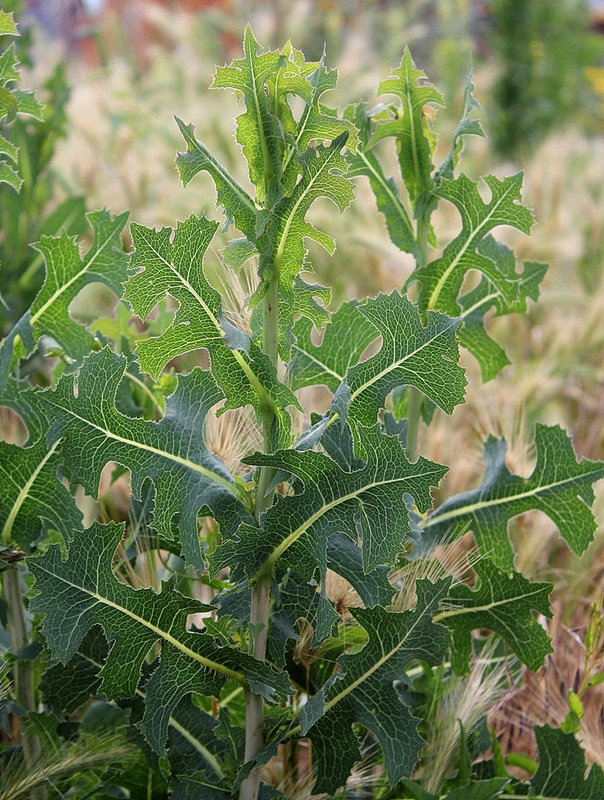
[43,627,229,782]
[0,434,82,549]
[301,580,451,793]
[369,47,443,208]
[529,725,604,799]
[175,118,257,241]
[30,521,292,753]
[288,300,377,392]
[41,627,109,714]
[37,347,252,570]
[0,210,129,390]
[125,215,298,443]
[345,102,419,258]
[458,236,547,381]
[411,173,534,315]
[212,425,447,582]
[327,531,394,608]
[344,291,466,424]
[423,424,604,570]
[212,25,285,204]
[435,559,553,674]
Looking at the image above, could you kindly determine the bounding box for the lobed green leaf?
[411,172,535,315]
[36,347,252,570]
[212,424,447,582]
[435,559,553,674]
[0,210,129,390]
[423,424,604,570]
[30,521,291,754]
[301,580,451,793]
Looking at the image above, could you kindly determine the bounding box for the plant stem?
[405,385,422,463]
[3,566,46,800]
[239,276,280,800]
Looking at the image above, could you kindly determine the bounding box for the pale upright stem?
[239,275,280,800]
[3,566,46,800]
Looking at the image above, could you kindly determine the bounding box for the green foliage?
[0,24,601,800]
[488,0,604,157]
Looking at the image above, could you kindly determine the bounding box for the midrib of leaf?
[459,290,500,320]
[287,591,436,738]
[421,468,604,530]
[135,226,223,338]
[357,148,415,238]
[1,438,62,541]
[33,560,245,683]
[348,317,457,405]
[48,404,236,495]
[403,77,422,200]
[258,466,444,577]
[289,344,344,383]
[426,179,519,311]
[247,36,272,193]
[30,227,120,326]
[78,650,225,778]
[274,142,342,269]
[459,267,542,320]
[122,371,163,414]
[281,63,324,175]
[432,584,547,622]
[135,227,266,403]
[168,716,225,778]
[323,600,428,713]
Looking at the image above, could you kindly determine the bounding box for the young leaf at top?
[458,236,548,381]
[342,290,466,425]
[528,725,604,799]
[0,210,129,390]
[434,559,553,674]
[369,47,443,209]
[300,580,451,794]
[344,102,420,259]
[0,33,44,190]
[423,424,604,571]
[254,133,354,338]
[36,347,252,570]
[29,520,292,754]
[124,215,299,446]
[211,424,447,583]
[411,172,535,315]
[433,66,484,186]
[275,52,358,194]
[212,25,286,205]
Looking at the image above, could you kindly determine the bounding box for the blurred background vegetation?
[0,0,603,786]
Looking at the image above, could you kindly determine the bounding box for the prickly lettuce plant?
[1,26,603,800]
